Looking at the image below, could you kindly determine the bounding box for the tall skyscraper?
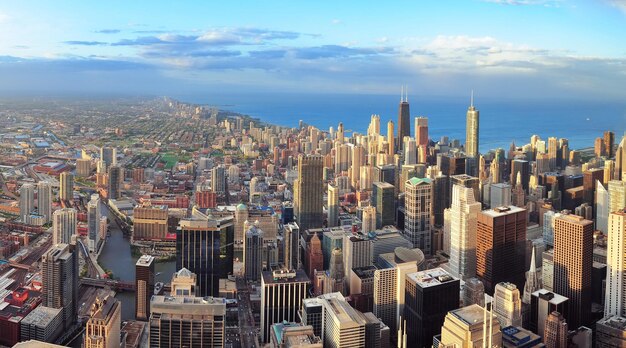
[327,183,339,227]
[530,289,569,338]
[372,181,395,228]
[605,209,626,318]
[403,177,433,254]
[553,214,593,329]
[415,117,429,162]
[176,215,234,297]
[343,233,372,293]
[510,159,530,192]
[450,174,480,210]
[260,269,311,342]
[52,208,77,245]
[41,242,79,332]
[294,154,324,231]
[107,166,121,200]
[608,180,626,213]
[361,206,376,234]
[440,304,502,348]
[87,194,101,252]
[397,87,410,152]
[387,120,395,156]
[543,311,568,348]
[84,295,121,348]
[404,268,460,347]
[465,91,479,159]
[76,158,91,177]
[325,247,345,294]
[59,172,74,201]
[493,282,522,327]
[100,146,116,169]
[284,222,300,270]
[37,181,52,223]
[605,130,615,159]
[476,206,527,294]
[244,224,264,282]
[447,184,481,280]
[210,165,227,194]
[19,183,35,222]
[135,255,155,321]
[596,181,610,234]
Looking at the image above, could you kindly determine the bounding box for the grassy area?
[160,153,179,169]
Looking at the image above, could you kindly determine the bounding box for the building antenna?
[401,85,404,102]
[471,89,474,107]
[405,85,408,103]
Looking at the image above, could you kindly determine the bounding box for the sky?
[0,0,625,100]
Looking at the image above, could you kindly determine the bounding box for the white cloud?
[606,0,626,13]
[0,11,9,23]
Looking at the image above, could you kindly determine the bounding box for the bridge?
[81,277,136,292]
[8,262,31,270]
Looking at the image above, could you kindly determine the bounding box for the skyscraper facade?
[493,282,522,327]
[41,243,79,332]
[465,93,479,159]
[294,154,324,231]
[327,183,339,227]
[19,183,34,222]
[605,210,626,318]
[403,177,432,254]
[52,208,77,245]
[37,180,52,223]
[372,181,395,228]
[59,172,74,201]
[397,89,410,152]
[87,194,101,252]
[543,311,568,348]
[107,165,121,200]
[244,224,264,282]
[84,296,121,348]
[135,255,155,321]
[447,184,481,280]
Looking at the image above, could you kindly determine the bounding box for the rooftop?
[532,289,568,304]
[407,267,458,288]
[598,316,626,330]
[262,269,310,285]
[20,305,62,327]
[481,205,526,217]
[406,177,432,186]
[449,304,497,327]
[136,254,155,266]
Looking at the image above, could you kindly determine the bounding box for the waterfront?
[98,204,176,321]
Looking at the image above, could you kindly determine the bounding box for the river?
[98,204,176,321]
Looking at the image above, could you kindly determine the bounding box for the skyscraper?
[284,222,300,270]
[306,232,324,280]
[260,269,311,342]
[605,130,615,159]
[52,208,77,245]
[372,181,395,228]
[404,268,460,347]
[343,233,372,293]
[294,154,324,231]
[387,120,395,156]
[510,159,530,192]
[403,177,433,254]
[37,181,52,223]
[327,183,339,227]
[493,282,522,327]
[447,184,481,280]
[476,206,527,294]
[596,181,609,234]
[87,194,101,252]
[440,304,502,348]
[530,289,569,338]
[76,158,91,177]
[326,247,345,294]
[465,91,479,159]
[397,87,410,152]
[605,209,626,318]
[107,165,121,200]
[543,311,568,348]
[361,206,376,234]
[100,146,116,169]
[19,183,35,222]
[608,180,626,213]
[553,214,593,329]
[135,255,155,321]
[41,242,79,332]
[84,295,121,348]
[415,116,429,162]
[176,215,234,297]
[59,172,74,201]
[244,224,264,282]
[210,165,227,194]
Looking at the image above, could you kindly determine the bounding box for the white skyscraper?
[87,194,101,252]
[19,183,35,222]
[361,206,376,234]
[447,185,481,280]
[493,282,522,327]
[596,181,609,234]
[605,210,626,317]
[327,184,339,227]
[404,138,417,165]
[609,180,626,214]
[37,180,52,223]
[490,183,511,208]
[403,177,433,255]
[465,91,479,159]
[59,172,74,201]
[53,208,77,245]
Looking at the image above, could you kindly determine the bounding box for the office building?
[490,183,512,208]
[87,194,101,252]
[404,268,460,347]
[325,248,345,294]
[84,296,121,348]
[493,282,522,328]
[605,131,616,158]
[37,181,52,223]
[261,269,311,342]
[210,165,227,194]
[403,177,432,254]
[100,146,116,169]
[322,295,367,348]
[322,228,344,268]
[415,117,429,162]
[397,87,410,152]
[543,311,567,348]
[108,166,121,199]
[133,204,169,240]
[176,214,234,297]
[76,158,91,177]
[294,155,324,231]
[447,184,481,280]
[361,206,377,234]
[440,304,502,348]
[135,255,155,321]
[52,208,77,245]
[609,180,626,214]
[476,206,527,294]
[269,322,322,348]
[371,227,413,264]
[284,222,300,270]
[372,182,395,228]
[19,306,64,343]
[59,172,74,201]
[244,224,264,282]
[463,277,486,307]
[465,92,480,159]
[306,232,324,280]
[343,233,372,293]
[511,160,530,192]
[450,174,480,210]
[596,316,626,348]
[149,295,226,348]
[327,184,339,227]
[41,243,78,331]
[553,214,593,329]
[605,210,626,317]
[597,181,610,234]
[19,183,35,222]
[170,268,198,297]
[301,298,325,339]
[530,289,569,338]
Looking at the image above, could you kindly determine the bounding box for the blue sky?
[1,0,625,100]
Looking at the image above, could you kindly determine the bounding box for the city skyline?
[1,1,626,100]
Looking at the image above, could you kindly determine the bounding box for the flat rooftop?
[449,304,496,326]
[406,267,458,288]
[20,306,62,327]
[481,205,526,218]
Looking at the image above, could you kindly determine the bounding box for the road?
[236,277,259,348]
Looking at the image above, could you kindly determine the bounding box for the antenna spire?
[471,89,474,107]
[400,85,403,102]
[405,85,408,102]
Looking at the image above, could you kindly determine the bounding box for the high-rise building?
[450,174,480,209]
[59,172,74,201]
[440,304,502,348]
[596,181,610,234]
[176,215,234,297]
[397,87,410,153]
[107,166,121,199]
[84,295,121,348]
[19,183,35,222]
[135,255,155,321]
[372,182,395,228]
[41,243,78,332]
[210,165,227,194]
[596,316,626,348]
[583,168,604,204]
[52,208,77,245]
[269,322,322,348]
[493,282,522,327]
[404,268,460,347]
[530,289,569,338]
[322,294,367,348]
[605,209,626,318]
[553,214,593,329]
[87,194,101,252]
[609,180,626,213]
[361,206,376,234]
[284,222,300,270]
[327,184,339,227]
[37,181,52,223]
[510,160,530,192]
[306,232,324,280]
[490,183,512,208]
[415,117,429,162]
[476,206,527,294]
[447,185,481,280]
[387,120,395,157]
[76,158,91,177]
[605,131,615,159]
[543,311,568,348]
[403,177,432,254]
[325,248,345,294]
[133,204,169,240]
[244,224,264,282]
[149,295,226,348]
[294,155,324,231]
[100,146,116,169]
[465,92,479,159]
[170,268,198,297]
[260,269,311,342]
[343,233,372,293]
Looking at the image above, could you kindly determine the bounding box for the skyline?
[1,1,626,100]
